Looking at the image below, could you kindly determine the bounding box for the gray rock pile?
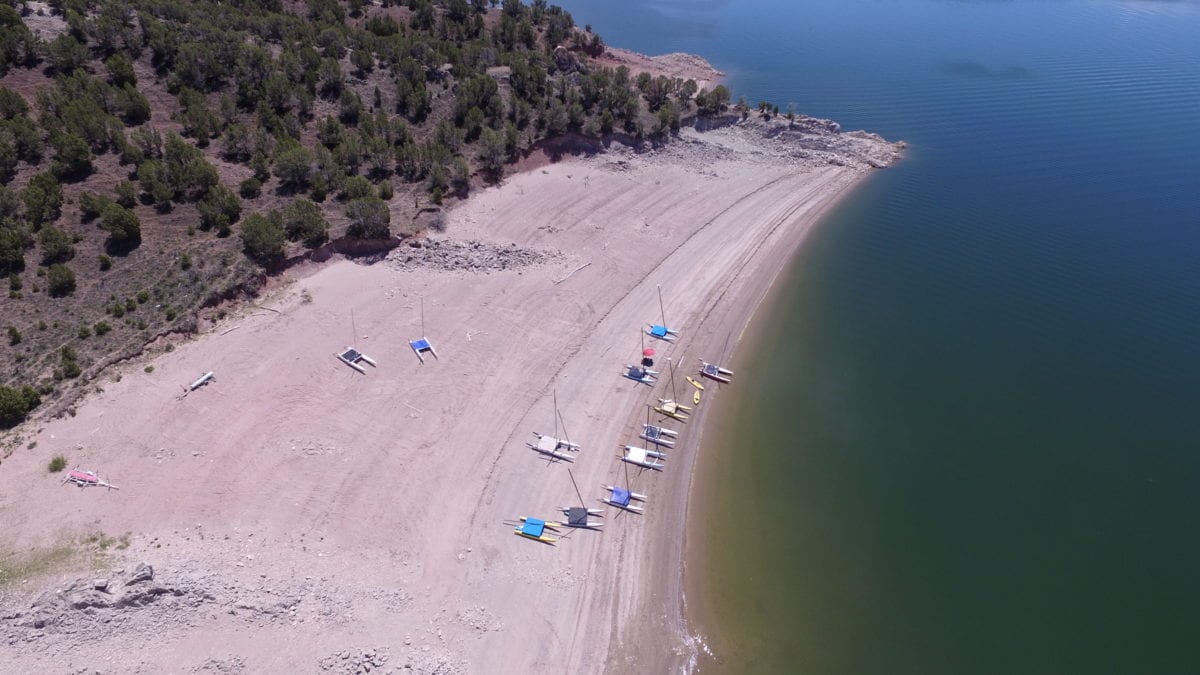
[2,562,215,648]
[318,647,389,674]
[387,239,559,273]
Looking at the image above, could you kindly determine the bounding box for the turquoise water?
[558,0,1200,672]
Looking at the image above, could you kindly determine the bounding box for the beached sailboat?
[601,485,647,514]
[620,444,665,471]
[336,311,378,373]
[653,357,691,421]
[514,517,559,544]
[623,364,658,386]
[62,468,119,490]
[640,423,677,447]
[644,285,681,342]
[550,508,604,530]
[527,390,580,462]
[698,359,734,384]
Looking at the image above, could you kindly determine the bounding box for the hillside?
[0,0,730,436]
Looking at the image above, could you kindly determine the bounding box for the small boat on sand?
[514,517,559,544]
[620,445,665,470]
[527,390,581,462]
[654,399,690,422]
[62,469,119,490]
[640,424,677,447]
[601,485,647,514]
[645,324,680,343]
[623,365,658,386]
[698,360,733,384]
[550,508,604,530]
[529,433,577,462]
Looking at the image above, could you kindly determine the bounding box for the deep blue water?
[557,0,1200,672]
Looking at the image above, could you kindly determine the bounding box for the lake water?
[557,0,1200,672]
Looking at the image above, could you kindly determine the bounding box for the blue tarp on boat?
[612,488,631,507]
[649,325,668,337]
[410,338,432,351]
[521,518,546,537]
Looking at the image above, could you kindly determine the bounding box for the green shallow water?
[557,0,1200,672]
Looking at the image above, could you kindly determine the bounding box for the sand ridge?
[0,121,900,673]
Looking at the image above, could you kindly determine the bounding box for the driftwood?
[553,261,591,285]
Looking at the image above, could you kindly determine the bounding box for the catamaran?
[640,423,677,447]
[336,310,378,373]
[527,390,581,462]
[645,285,681,342]
[698,359,734,384]
[514,517,559,544]
[601,485,647,514]
[62,469,119,490]
[336,347,377,373]
[550,508,604,530]
[623,364,658,386]
[654,399,691,422]
[620,444,665,471]
[645,323,679,343]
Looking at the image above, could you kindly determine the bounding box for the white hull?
[698,361,733,383]
[639,430,676,447]
[561,507,605,516]
[337,355,366,373]
[643,424,678,437]
[532,433,581,451]
[620,456,664,471]
[528,444,575,462]
[602,485,648,502]
[623,444,666,459]
[601,498,645,514]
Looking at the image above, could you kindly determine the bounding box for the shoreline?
[678,172,879,672]
[0,119,899,671]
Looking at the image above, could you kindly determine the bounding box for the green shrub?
[340,175,373,201]
[0,384,40,429]
[60,345,81,379]
[39,225,74,265]
[345,197,390,239]
[240,212,285,263]
[100,204,142,253]
[78,324,91,339]
[46,263,76,297]
[114,181,137,208]
[197,184,242,231]
[6,325,19,345]
[48,455,67,473]
[282,199,329,248]
[94,321,111,336]
[99,254,112,271]
[239,177,262,199]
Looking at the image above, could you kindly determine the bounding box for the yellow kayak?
[686,376,705,391]
[693,389,701,405]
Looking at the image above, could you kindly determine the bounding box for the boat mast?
[657,284,667,327]
[668,356,679,403]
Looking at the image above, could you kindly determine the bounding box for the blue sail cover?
[612,488,631,507]
[649,325,668,337]
[521,518,546,537]
[410,338,432,351]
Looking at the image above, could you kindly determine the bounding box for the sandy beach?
[0,119,900,673]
